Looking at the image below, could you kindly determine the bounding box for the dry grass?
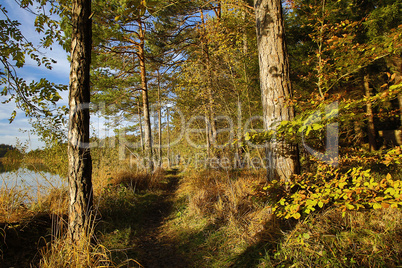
[161,169,275,267]
[0,186,69,225]
[176,169,272,240]
[165,169,402,267]
[40,238,113,268]
[0,183,31,222]
[109,168,166,191]
[39,220,142,268]
[263,208,402,267]
[93,167,167,197]
[91,155,167,194]
[37,166,165,267]
[39,188,69,215]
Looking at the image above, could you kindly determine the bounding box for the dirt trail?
[133,172,191,268]
[0,170,189,268]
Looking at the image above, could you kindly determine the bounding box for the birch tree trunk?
[68,0,93,242]
[254,0,299,181]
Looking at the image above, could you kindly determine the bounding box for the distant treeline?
[0,144,17,158]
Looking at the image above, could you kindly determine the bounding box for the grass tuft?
[109,169,166,192]
[164,169,274,266]
[264,208,402,267]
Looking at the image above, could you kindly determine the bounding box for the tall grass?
[260,208,402,267]
[163,169,274,266]
[0,179,31,222]
[0,143,157,267]
[164,168,402,267]
[176,170,271,235]
[39,209,143,268]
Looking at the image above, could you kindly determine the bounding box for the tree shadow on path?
[133,172,191,268]
[98,168,192,268]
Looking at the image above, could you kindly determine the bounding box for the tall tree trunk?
[166,107,170,169]
[200,9,217,149]
[138,19,153,173]
[364,74,377,151]
[254,0,299,181]
[68,0,93,243]
[205,109,211,158]
[354,121,364,146]
[398,94,402,128]
[137,97,144,155]
[157,70,162,167]
[387,55,402,128]
[316,0,326,99]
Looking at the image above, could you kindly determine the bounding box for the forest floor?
[1,167,402,268]
[129,170,192,268]
[0,169,194,268]
[1,213,52,268]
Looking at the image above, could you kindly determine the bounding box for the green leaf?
[384,188,395,195]
[372,203,382,209]
[293,212,301,219]
[303,233,310,239]
[311,123,322,130]
[345,203,354,210]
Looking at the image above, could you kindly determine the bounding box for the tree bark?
[205,109,211,158]
[398,94,402,128]
[157,70,162,167]
[137,97,144,155]
[200,9,217,150]
[387,55,402,128]
[254,0,299,181]
[68,0,93,243]
[364,74,377,151]
[138,19,154,173]
[166,107,170,169]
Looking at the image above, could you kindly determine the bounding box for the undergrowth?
[0,151,156,267]
[1,145,402,267]
[164,169,275,267]
[260,208,402,267]
[164,165,402,268]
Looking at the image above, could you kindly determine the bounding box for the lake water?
[0,162,67,201]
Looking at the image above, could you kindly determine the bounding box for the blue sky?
[1,1,162,151]
[1,0,69,150]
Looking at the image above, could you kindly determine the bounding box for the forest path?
[132,169,191,268]
[0,169,190,268]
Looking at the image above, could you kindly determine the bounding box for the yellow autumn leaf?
[381,202,390,209]
[386,173,392,180]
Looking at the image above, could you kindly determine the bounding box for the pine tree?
[254,0,299,180]
[67,0,93,242]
